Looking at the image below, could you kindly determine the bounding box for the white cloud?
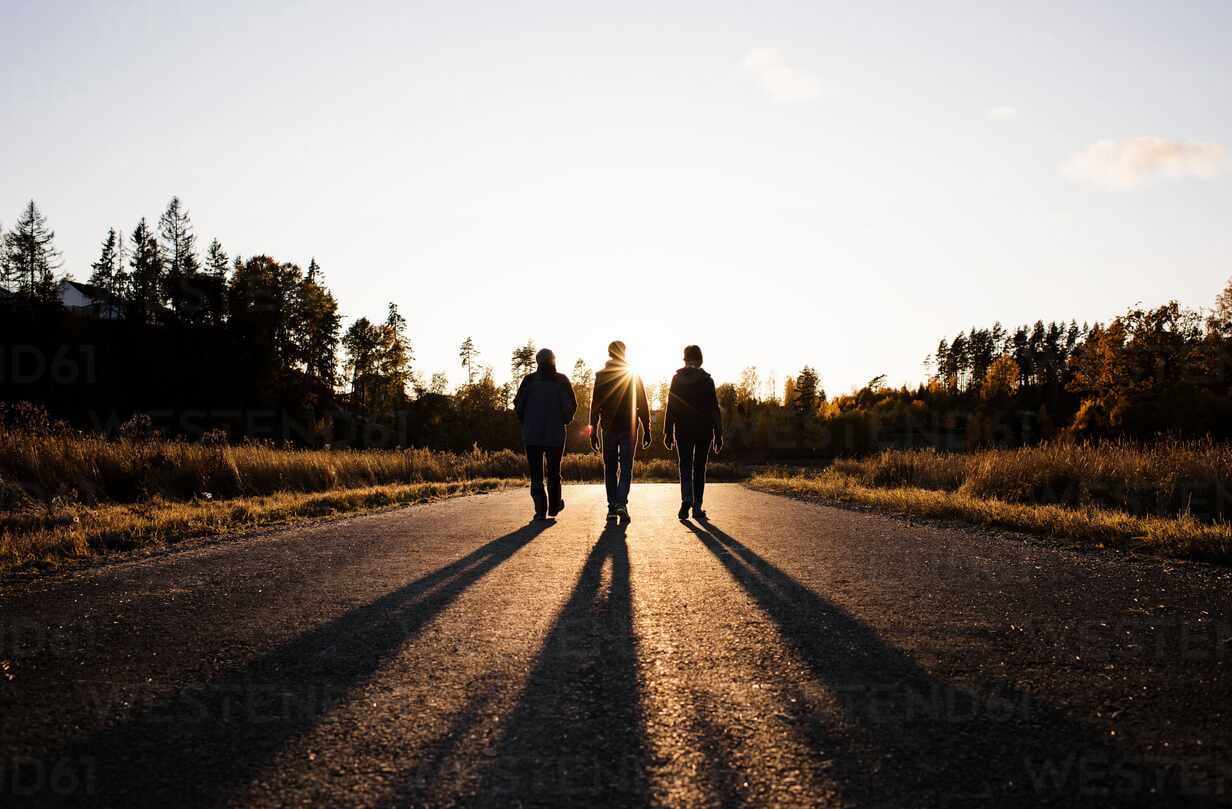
[742,48,821,102]
[988,105,1018,120]
[1061,136,1226,191]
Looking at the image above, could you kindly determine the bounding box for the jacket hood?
[675,366,710,379]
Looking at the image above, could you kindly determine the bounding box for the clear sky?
[3,1,1229,395]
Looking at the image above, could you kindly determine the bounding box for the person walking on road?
[663,344,723,520]
[589,340,651,522]
[514,348,577,520]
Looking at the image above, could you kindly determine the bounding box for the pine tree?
[205,239,229,278]
[159,197,200,317]
[794,366,822,415]
[459,337,479,384]
[128,218,165,323]
[382,303,413,402]
[1,200,62,301]
[293,267,341,389]
[88,228,128,300]
[343,317,382,415]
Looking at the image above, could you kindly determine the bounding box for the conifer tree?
[88,228,128,300]
[159,197,200,317]
[1,200,62,301]
[459,337,479,384]
[205,239,229,278]
[128,218,165,323]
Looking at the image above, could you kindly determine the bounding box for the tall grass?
[829,442,1232,522]
[750,473,1232,564]
[0,428,744,573]
[0,428,744,511]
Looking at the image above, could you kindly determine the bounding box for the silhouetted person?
[590,340,651,521]
[663,344,723,520]
[514,348,577,520]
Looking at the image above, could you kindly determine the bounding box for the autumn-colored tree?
[980,355,1020,402]
[1214,276,1232,335]
[736,366,760,408]
[510,339,536,383]
[1068,302,1205,437]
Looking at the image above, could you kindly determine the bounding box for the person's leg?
[546,445,564,514]
[602,431,619,511]
[617,431,634,507]
[692,440,710,510]
[676,438,694,505]
[676,437,694,518]
[526,445,547,516]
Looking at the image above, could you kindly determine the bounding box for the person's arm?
[709,377,724,451]
[561,377,577,425]
[589,377,601,450]
[513,375,530,422]
[663,376,677,449]
[636,376,651,446]
[589,378,601,431]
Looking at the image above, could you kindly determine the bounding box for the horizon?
[3,1,1230,394]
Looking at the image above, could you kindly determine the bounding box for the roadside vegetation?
[0,419,744,573]
[752,442,1232,563]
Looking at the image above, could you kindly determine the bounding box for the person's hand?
[663,435,674,451]
[713,435,724,454]
[590,432,601,453]
[641,431,652,450]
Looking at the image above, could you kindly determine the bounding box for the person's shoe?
[691,506,707,521]
[548,500,565,517]
[533,510,548,521]
[677,502,691,520]
[616,505,630,522]
[606,505,619,521]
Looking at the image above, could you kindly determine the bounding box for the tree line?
[3,197,1231,453]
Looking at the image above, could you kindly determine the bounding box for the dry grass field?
[0,429,742,573]
[753,442,1232,563]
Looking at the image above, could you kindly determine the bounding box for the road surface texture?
[2,483,1230,808]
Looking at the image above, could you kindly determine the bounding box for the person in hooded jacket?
[514,348,578,520]
[589,340,652,521]
[663,344,724,520]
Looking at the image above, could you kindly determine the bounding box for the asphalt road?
[2,483,1230,808]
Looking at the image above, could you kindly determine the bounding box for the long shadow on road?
[386,521,648,808]
[687,519,1215,808]
[32,521,549,808]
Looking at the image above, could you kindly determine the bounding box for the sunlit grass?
[827,442,1232,522]
[752,464,1232,564]
[0,428,747,573]
[0,479,518,574]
